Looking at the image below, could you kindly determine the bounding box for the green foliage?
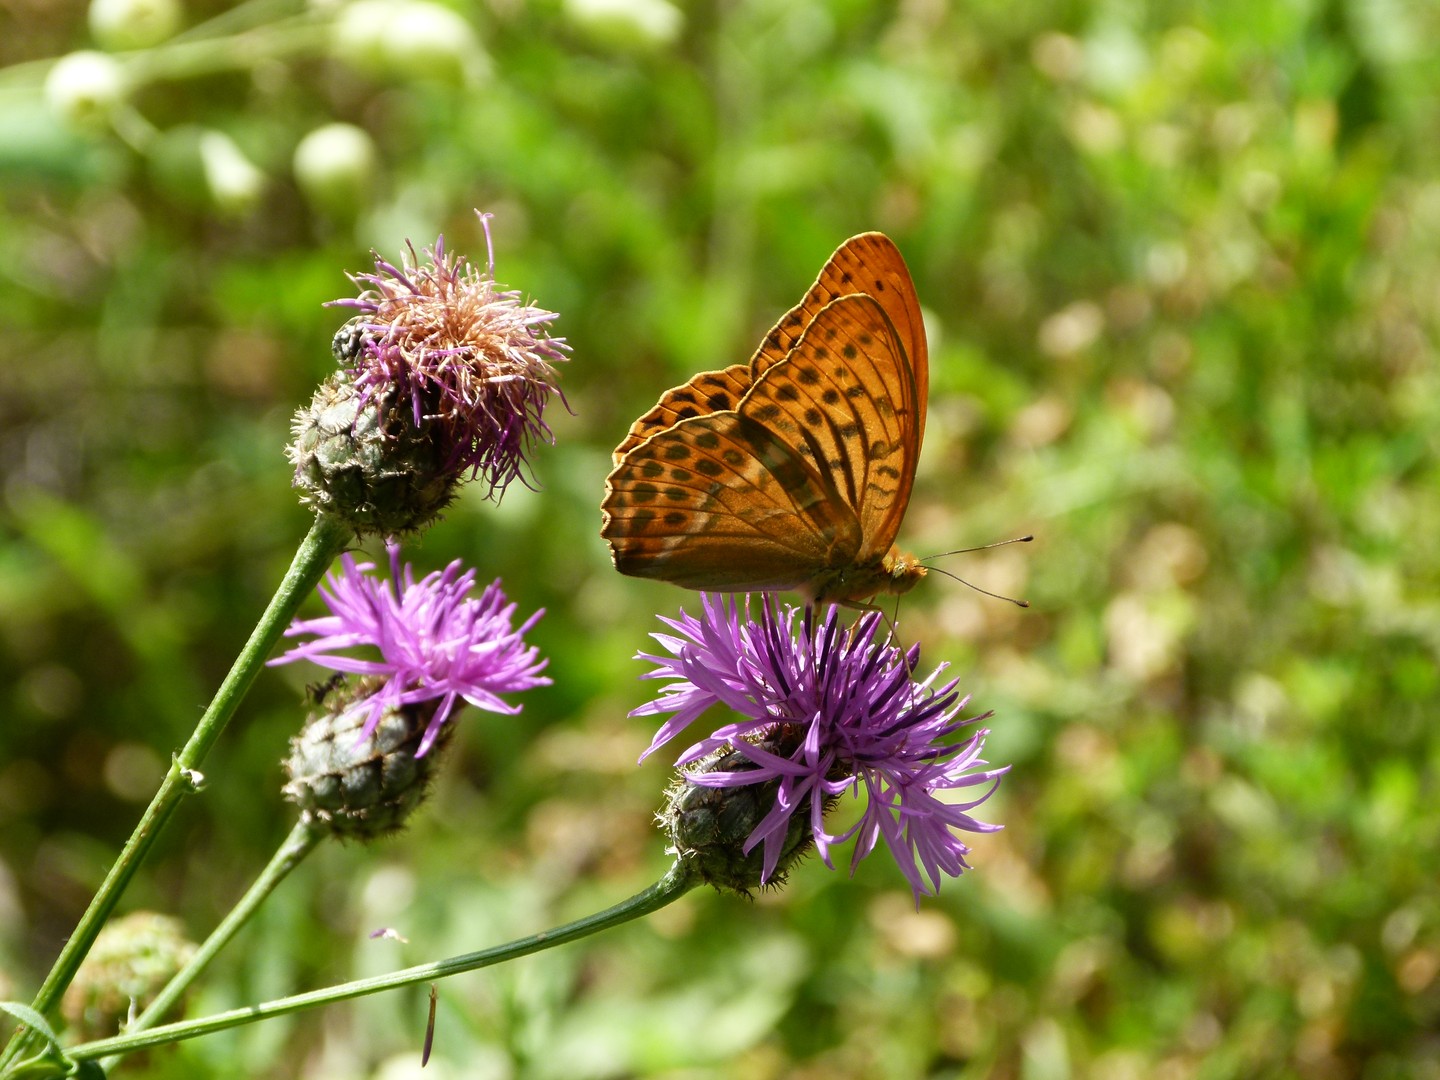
[2,0,1438,1075]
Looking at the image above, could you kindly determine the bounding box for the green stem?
[98,821,322,1072]
[0,9,327,94]
[121,17,330,84]
[69,862,700,1064]
[0,515,351,1068]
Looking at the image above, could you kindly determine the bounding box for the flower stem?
[68,861,700,1065]
[122,15,330,84]
[98,820,323,1072]
[0,514,351,1068]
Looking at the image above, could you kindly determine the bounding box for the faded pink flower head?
[330,211,569,498]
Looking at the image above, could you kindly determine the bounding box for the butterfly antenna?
[926,565,1031,608]
[919,534,1034,608]
[922,535,1035,560]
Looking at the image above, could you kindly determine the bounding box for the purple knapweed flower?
[331,211,569,498]
[634,594,1007,902]
[272,542,549,755]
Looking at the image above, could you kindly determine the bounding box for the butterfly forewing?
[612,233,927,463]
[751,233,928,413]
[601,410,862,591]
[734,293,918,561]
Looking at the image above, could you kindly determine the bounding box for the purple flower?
[634,595,1007,901]
[331,211,569,498]
[272,543,550,755]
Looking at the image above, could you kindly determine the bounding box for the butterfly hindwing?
[601,410,862,592]
[611,364,753,464]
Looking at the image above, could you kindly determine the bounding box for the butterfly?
[600,232,929,605]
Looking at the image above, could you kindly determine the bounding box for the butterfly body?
[602,233,928,605]
[808,550,928,606]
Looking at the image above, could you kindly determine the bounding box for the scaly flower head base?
[636,595,1007,902]
[284,675,452,839]
[289,367,456,536]
[660,729,837,897]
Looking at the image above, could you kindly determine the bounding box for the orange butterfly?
[600,233,929,605]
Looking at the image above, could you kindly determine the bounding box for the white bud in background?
[294,122,378,219]
[44,51,127,132]
[334,0,490,86]
[199,130,266,215]
[88,0,182,50]
[564,0,683,49]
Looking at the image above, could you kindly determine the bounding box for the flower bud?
[88,0,182,50]
[283,676,452,839]
[334,0,489,86]
[198,129,266,215]
[61,912,197,1041]
[44,51,126,132]
[564,0,683,50]
[658,727,834,897]
[293,122,377,220]
[288,364,458,536]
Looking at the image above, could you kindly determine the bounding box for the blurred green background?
[2,0,1438,1076]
